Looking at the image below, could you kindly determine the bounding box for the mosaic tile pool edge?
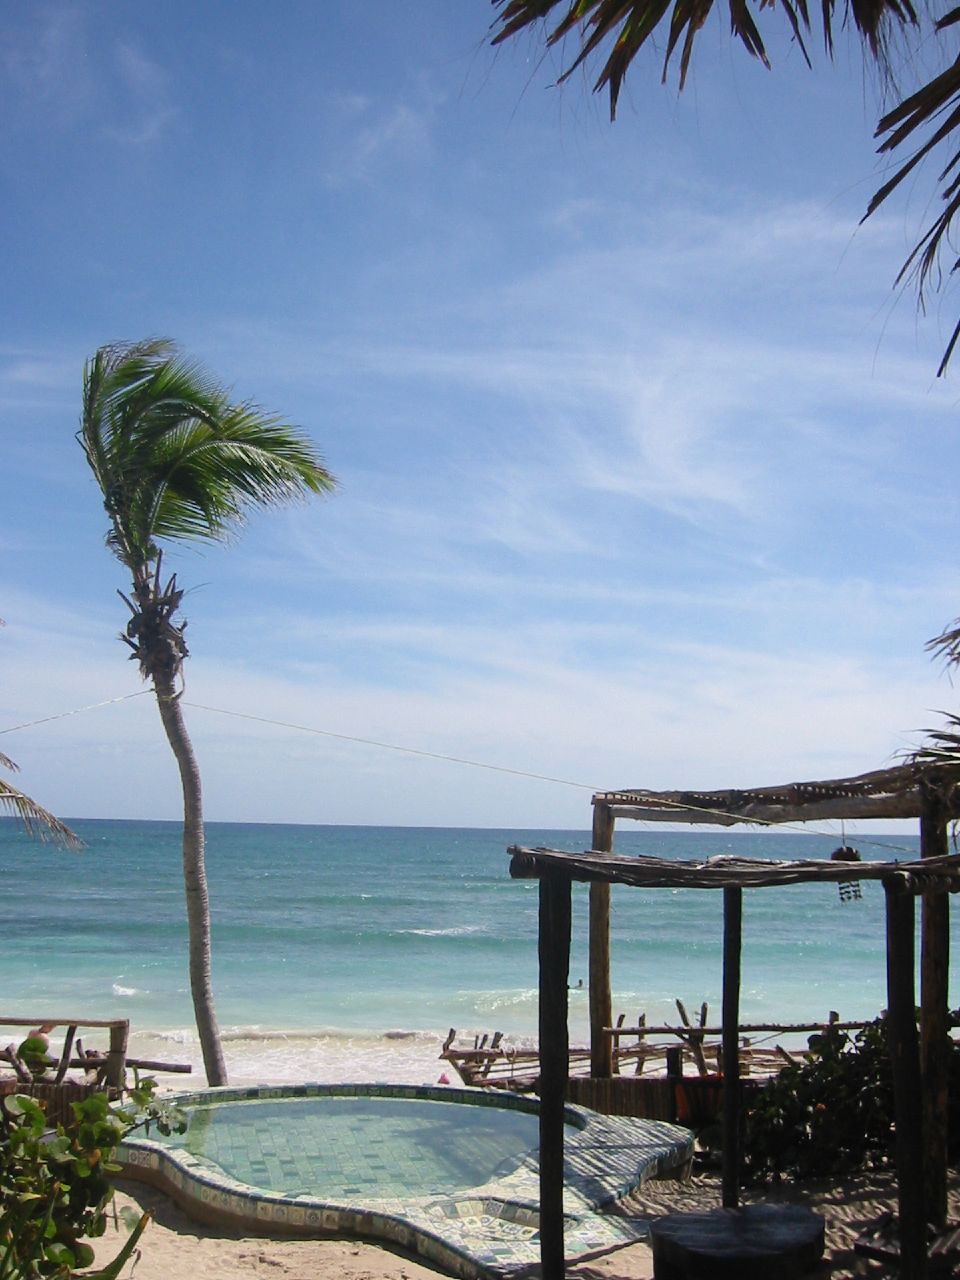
[118,1082,692,1279]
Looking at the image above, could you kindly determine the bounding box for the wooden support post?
[539,869,572,1280]
[105,1020,129,1091]
[919,778,950,1228]
[53,1025,78,1085]
[721,886,742,1210]
[589,801,614,1079]
[884,877,927,1280]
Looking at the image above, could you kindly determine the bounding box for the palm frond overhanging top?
[491,0,960,372]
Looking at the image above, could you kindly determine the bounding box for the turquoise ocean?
[3,819,950,1086]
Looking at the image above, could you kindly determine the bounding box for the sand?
[97,1167,960,1279]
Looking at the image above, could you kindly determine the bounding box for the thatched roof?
[593,763,960,826]
[508,845,960,892]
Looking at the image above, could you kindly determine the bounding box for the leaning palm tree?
[78,339,335,1085]
[491,0,960,371]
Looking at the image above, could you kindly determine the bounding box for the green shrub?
[741,1015,960,1185]
[0,1078,184,1279]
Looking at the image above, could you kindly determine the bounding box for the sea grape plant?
[0,1078,184,1279]
[740,1014,960,1183]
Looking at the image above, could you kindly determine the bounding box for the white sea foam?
[398,925,485,937]
[472,987,538,1011]
[128,1026,449,1089]
[5,820,915,1084]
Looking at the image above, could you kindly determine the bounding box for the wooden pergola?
[510,761,960,1280]
[587,764,959,1075]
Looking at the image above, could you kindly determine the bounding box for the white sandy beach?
[100,1167,959,1279]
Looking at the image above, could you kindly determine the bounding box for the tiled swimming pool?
[118,1083,693,1278]
[147,1093,549,1198]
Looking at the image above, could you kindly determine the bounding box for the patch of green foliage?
[0,1077,184,1279]
[740,1015,960,1185]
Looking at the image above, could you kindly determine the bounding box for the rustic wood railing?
[0,1016,192,1091]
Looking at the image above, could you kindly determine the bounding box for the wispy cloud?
[322,92,437,188]
[0,3,91,109]
[0,351,78,414]
[0,7,176,145]
[103,39,177,144]
[2,599,948,826]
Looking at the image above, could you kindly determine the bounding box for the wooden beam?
[509,845,960,890]
[0,1017,130,1030]
[920,778,950,1229]
[721,886,742,1209]
[539,868,572,1280]
[604,1019,870,1037]
[589,802,614,1078]
[594,764,954,825]
[606,794,925,824]
[884,877,927,1280]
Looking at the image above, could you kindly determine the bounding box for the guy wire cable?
[0,690,924,855]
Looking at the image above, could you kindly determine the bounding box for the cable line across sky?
[0,689,923,854]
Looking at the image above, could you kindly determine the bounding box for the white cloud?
[322,94,436,187]
[103,39,177,144]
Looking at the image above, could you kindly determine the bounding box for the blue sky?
[1,1,958,829]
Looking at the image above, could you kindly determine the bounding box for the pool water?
[153,1094,548,1197]
[120,1083,694,1279]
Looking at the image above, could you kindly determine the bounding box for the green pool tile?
[119,1083,691,1279]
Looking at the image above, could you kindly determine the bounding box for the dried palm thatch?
[591,761,960,825]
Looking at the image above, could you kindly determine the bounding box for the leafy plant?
[0,1078,184,1279]
[740,1015,960,1184]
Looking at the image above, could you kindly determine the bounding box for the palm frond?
[489,1,960,373]
[0,775,82,849]
[865,62,960,373]
[913,712,960,770]
[927,616,960,670]
[491,0,915,114]
[79,340,336,573]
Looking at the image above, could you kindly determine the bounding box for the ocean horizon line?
[5,820,937,1087]
[4,814,919,837]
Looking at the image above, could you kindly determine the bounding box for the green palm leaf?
[79,339,335,570]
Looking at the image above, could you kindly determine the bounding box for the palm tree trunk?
[153,670,228,1086]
